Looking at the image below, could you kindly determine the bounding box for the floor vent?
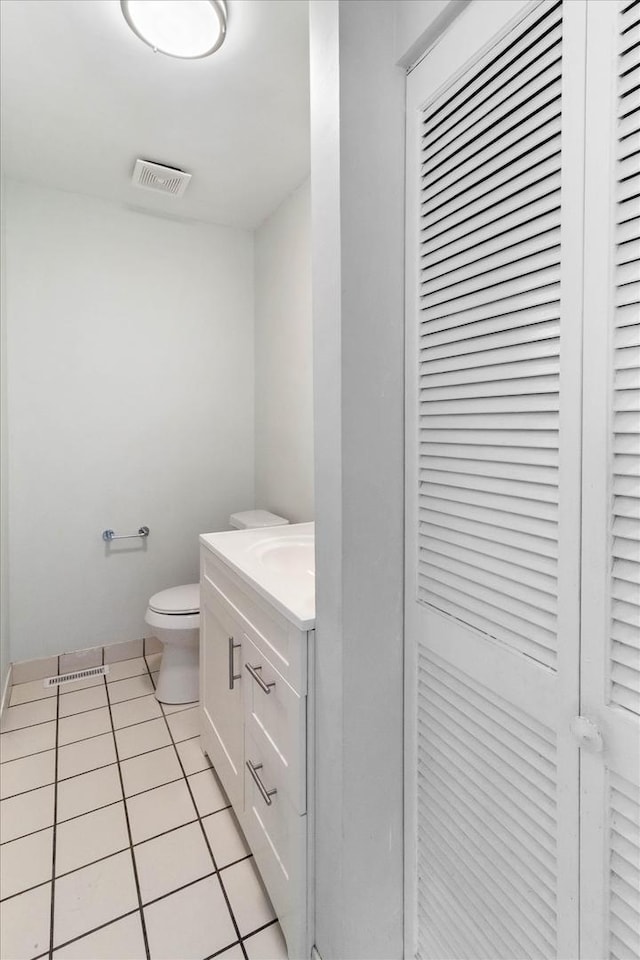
[44,665,109,688]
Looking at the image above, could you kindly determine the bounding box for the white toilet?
[145,510,289,704]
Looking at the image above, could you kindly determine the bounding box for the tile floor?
[0,652,288,960]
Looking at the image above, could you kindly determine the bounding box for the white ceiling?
[0,0,309,229]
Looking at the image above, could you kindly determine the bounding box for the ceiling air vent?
[132,159,192,198]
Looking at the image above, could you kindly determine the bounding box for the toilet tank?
[229,509,289,530]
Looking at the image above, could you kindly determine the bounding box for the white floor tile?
[106,658,148,683]
[166,707,199,743]
[58,707,111,746]
[120,746,182,797]
[57,733,117,780]
[0,721,56,763]
[222,858,276,937]
[176,736,211,775]
[59,685,108,718]
[115,718,171,760]
[53,850,139,948]
[55,802,129,876]
[126,778,196,844]
[203,808,250,868]
[144,875,236,960]
[56,764,122,822]
[0,827,53,899]
[111,694,163,730]
[188,768,228,817]
[9,679,57,707]
[0,783,55,842]
[244,922,288,960]
[53,912,146,960]
[134,822,214,904]
[0,749,56,798]
[1,698,57,733]
[0,880,51,960]
[108,675,155,704]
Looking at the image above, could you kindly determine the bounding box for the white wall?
[255,179,313,523]
[5,180,255,662]
[310,2,405,956]
[394,0,472,69]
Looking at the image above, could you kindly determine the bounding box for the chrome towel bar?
[102,526,150,542]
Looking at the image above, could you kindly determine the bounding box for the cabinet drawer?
[201,547,307,694]
[243,634,306,814]
[243,726,306,958]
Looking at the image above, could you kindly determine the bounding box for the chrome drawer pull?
[245,663,276,695]
[228,637,241,690]
[246,760,277,806]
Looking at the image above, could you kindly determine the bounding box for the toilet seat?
[148,583,199,616]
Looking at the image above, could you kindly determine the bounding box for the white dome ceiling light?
[121,0,227,60]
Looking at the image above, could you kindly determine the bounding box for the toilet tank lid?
[229,510,289,529]
[148,583,200,615]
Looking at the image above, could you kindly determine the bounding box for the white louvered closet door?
[404,1,586,958]
[581,2,640,958]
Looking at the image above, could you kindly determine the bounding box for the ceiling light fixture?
[121,0,227,60]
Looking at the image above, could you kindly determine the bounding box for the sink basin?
[200,521,315,630]
[248,534,315,577]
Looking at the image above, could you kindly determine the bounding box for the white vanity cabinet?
[199,537,314,960]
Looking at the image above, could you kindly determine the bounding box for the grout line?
[141,868,217,908]
[103,682,151,960]
[0,728,199,768]
[142,658,250,960]
[0,775,57,800]
[202,919,280,960]
[240,916,281,947]
[1,683,192,735]
[48,683,60,960]
[0,814,247,905]
[0,744,55,764]
[1,714,58,735]
[47,906,141,955]
[204,940,244,960]
[0,752,225,816]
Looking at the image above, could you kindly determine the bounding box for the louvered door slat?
[424,115,561,217]
[419,719,558,867]
[612,0,640,721]
[421,242,560,304]
[422,224,560,289]
[422,48,562,174]
[421,191,560,264]
[423,137,562,232]
[422,4,562,162]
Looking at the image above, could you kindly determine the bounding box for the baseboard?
[0,660,12,720]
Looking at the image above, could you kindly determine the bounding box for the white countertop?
[199,522,315,631]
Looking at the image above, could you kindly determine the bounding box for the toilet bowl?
[145,510,289,704]
[145,583,200,704]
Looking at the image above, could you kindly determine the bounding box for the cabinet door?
[581,3,640,957]
[404,2,586,957]
[199,591,245,812]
